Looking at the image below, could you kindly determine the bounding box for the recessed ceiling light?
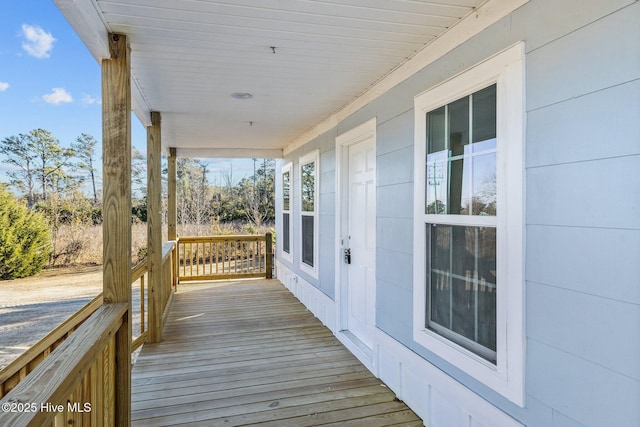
[231,92,253,99]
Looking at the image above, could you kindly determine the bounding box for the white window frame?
[299,150,319,278]
[280,162,293,263]
[413,43,525,406]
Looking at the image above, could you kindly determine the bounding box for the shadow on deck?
[131,279,423,426]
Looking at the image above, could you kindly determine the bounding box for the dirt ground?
[0,265,145,370]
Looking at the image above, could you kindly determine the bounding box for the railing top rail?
[131,258,148,282]
[0,303,127,427]
[162,240,176,262]
[178,235,269,243]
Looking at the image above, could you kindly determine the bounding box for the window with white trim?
[413,43,525,405]
[280,162,293,263]
[426,83,498,363]
[299,150,319,277]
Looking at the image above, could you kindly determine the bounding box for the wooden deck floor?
[131,279,423,426]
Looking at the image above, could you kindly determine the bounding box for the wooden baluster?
[140,274,145,334]
[265,232,273,279]
[189,242,193,277]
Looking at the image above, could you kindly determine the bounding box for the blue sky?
[0,0,253,189]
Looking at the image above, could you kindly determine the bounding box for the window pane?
[472,153,497,216]
[447,158,471,215]
[302,215,314,267]
[471,84,496,152]
[283,171,290,211]
[429,224,451,328]
[451,226,475,339]
[282,213,290,254]
[448,97,469,157]
[425,86,497,217]
[477,227,497,351]
[301,162,315,212]
[427,106,446,154]
[428,225,496,361]
[426,152,448,214]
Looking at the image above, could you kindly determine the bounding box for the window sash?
[280,163,293,261]
[426,223,497,363]
[282,212,290,254]
[301,213,314,267]
[298,151,319,277]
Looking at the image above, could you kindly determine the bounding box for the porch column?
[147,111,163,343]
[168,148,178,290]
[102,32,131,425]
[168,147,177,242]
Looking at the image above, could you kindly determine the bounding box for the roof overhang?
[54,0,527,158]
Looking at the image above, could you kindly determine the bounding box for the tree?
[72,133,99,203]
[176,158,213,233]
[0,185,51,279]
[0,133,37,207]
[131,148,147,197]
[238,158,275,227]
[28,129,75,203]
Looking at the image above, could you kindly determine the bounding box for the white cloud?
[42,88,73,105]
[81,93,100,106]
[0,81,8,92]
[21,24,56,59]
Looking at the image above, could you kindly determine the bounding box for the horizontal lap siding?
[280,128,337,298]
[523,1,640,425]
[278,0,640,425]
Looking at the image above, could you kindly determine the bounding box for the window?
[413,43,525,405]
[299,150,319,277]
[281,162,293,263]
[426,84,498,363]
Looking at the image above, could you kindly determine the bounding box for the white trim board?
[283,0,529,156]
[412,42,526,406]
[279,162,294,264]
[334,118,378,368]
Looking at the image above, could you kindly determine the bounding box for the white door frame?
[334,117,377,365]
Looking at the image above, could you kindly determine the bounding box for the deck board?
[131,279,423,426]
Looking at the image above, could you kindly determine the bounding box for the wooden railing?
[178,233,273,281]
[0,241,178,425]
[0,303,127,426]
[130,259,148,352]
[160,241,177,329]
[0,295,103,399]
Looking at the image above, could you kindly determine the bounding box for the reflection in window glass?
[428,224,496,362]
[472,154,496,215]
[428,106,446,154]
[283,213,290,254]
[301,163,315,212]
[472,85,497,150]
[448,97,469,156]
[302,216,314,266]
[283,171,290,211]
[426,154,447,214]
[425,84,497,217]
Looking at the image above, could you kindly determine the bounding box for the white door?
[344,137,376,349]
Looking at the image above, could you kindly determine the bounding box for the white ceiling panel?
[56,0,491,156]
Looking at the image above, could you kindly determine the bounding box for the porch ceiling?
[55,0,488,157]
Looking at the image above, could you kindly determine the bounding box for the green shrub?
[0,186,51,279]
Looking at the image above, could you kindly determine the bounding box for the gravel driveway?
[0,265,145,370]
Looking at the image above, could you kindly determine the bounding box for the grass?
[49,221,275,267]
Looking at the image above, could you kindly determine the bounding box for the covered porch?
[0,0,506,425]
